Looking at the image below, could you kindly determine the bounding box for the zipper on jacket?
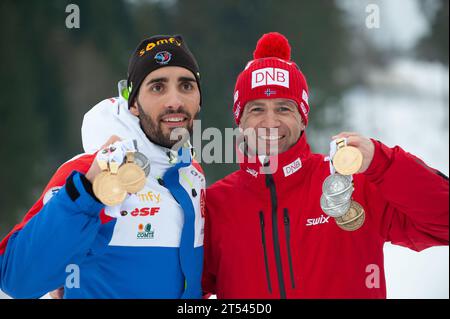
[265,173,287,299]
[284,208,295,289]
[259,211,272,293]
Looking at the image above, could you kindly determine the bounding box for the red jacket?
[202,133,449,299]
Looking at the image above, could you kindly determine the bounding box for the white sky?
[337,0,432,50]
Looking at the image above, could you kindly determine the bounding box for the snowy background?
[334,0,449,299]
[343,59,449,298]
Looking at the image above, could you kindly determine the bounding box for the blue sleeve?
[0,171,104,298]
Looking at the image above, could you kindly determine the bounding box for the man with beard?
[0,35,205,299]
[202,32,449,299]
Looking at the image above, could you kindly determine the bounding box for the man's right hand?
[85,135,122,183]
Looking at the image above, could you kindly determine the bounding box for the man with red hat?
[202,32,449,299]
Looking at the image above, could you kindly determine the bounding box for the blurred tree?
[0,0,133,236]
[417,0,449,65]
[0,1,61,235]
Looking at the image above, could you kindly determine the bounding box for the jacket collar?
[238,131,313,189]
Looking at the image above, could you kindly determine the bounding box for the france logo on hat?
[154,51,172,65]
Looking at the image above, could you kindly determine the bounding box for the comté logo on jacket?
[137,223,155,239]
[306,215,330,227]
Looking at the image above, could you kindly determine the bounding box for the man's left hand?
[332,132,375,174]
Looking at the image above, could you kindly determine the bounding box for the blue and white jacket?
[0,95,205,298]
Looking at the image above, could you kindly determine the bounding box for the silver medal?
[319,139,363,229]
[322,174,353,205]
[320,193,352,218]
[320,173,354,218]
[134,151,150,177]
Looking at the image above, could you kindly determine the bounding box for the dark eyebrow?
[178,76,196,83]
[145,76,196,86]
[145,77,168,86]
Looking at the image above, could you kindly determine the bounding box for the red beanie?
[233,32,310,125]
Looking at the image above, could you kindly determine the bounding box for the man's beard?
[136,100,199,149]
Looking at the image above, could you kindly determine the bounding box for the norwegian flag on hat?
[233,32,310,125]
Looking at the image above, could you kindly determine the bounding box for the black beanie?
[126,34,201,108]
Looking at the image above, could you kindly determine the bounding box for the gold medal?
[333,138,363,176]
[94,161,127,206]
[334,200,365,231]
[93,159,109,198]
[117,151,146,194]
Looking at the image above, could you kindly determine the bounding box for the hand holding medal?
[88,138,150,206]
[331,132,376,175]
[93,159,127,207]
[320,135,370,231]
[332,138,363,175]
